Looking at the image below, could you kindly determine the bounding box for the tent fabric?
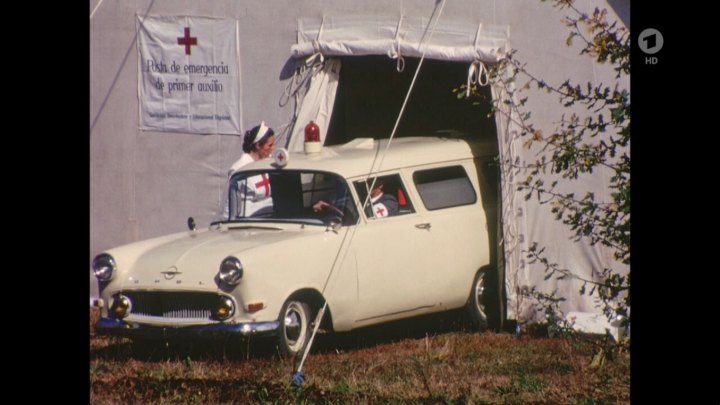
[291,16,509,64]
[286,14,509,152]
[491,77,527,322]
[287,58,341,153]
[492,73,630,326]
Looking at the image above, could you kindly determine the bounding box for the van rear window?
[413,166,476,210]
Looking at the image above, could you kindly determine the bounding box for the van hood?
[115,224,324,290]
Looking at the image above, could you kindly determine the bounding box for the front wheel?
[278,299,312,358]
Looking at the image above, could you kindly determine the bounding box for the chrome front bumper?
[95,317,280,339]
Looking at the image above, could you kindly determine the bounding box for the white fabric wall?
[90,0,629,326]
[494,0,630,323]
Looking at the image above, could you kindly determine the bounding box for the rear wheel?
[467,270,489,331]
[278,299,312,357]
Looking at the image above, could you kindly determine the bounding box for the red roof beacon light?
[304,121,322,154]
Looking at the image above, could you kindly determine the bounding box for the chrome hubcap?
[285,311,301,343]
[283,302,306,350]
[475,277,485,311]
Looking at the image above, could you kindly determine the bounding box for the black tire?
[467,270,490,331]
[278,299,312,358]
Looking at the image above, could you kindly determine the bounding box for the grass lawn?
[90,307,629,404]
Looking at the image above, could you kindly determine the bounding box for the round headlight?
[219,256,243,285]
[110,294,131,319]
[213,296,235,320]
[92,254,116,282]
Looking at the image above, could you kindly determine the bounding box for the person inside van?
[361,177,398,218]
[314,177,398,219]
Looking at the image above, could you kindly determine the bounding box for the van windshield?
[212,170,358,226]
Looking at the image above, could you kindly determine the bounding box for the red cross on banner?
[177,27,198,55]
[254,174,271,197]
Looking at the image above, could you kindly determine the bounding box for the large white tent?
[90,0,629,331]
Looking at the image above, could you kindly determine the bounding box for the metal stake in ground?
[291,302,327,387]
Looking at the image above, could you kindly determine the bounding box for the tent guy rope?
[290,0,449,388]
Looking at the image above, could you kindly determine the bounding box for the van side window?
[353,174,415,219]
[413,166,477,210]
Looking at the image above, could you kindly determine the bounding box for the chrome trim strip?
[95,317,280,338]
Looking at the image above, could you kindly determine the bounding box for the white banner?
[137,16,241,134]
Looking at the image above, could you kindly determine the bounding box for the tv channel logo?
[638,28,663,64]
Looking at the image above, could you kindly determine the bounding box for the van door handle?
[415,223,431,230]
